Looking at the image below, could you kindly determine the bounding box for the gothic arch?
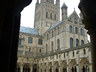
[69,59,77,72]
[61,61,67,72]
[80,58,89,72]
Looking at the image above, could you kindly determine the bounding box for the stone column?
[20,65,23,72]
[78,0,96,72]
[52,62,54,72]
[30,64,33,72]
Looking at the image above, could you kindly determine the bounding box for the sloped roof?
[20,26,39,35]
[61,3,68,9]
[47,21,62,31]
[69,9,79,18]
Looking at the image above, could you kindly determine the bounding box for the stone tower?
[34,0,60,35]
[61,3,68,21]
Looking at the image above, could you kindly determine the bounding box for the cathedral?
[17,0,92,72]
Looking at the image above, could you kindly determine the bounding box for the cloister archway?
[80,58,89,72]
[69,59,77,72]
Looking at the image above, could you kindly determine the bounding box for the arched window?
[83,49,86,55]
[74,17,77,23]
[56,68,58,72]
[29,47,31,52]
[76,39,79,47]
[63,67,67,72]
[50,68,52,72]
[75,67,77,72]
[28,37,33,43]
[80,28,83,35]
[57,39,60,49]
[46,12,48,18]
[51,41,53,51]
[38,39,43,45]
[69,25,72,33]
[75,27,78,34]
[70,38,73,48]
[81,40,84,46]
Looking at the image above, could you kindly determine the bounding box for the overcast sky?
[20,0,80,28]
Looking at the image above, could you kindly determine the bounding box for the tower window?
[46,12,48,18]
[28,37,33,43]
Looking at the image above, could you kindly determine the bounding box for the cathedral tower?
[34,0,60,35]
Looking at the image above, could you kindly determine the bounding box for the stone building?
[17,0,92,72]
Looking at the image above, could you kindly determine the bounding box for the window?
[76,39,79,47]
[54,14,56,20]
[29,47,31,52]
[73,51,75,57]
[28,37,32,43]
[38,39,43,45]
[81,40,84,46]
[64,53,65,58]
[51,41,53,51]
[80,28,83,35]
[83,49,86,55]
[69,25,72,33]
[50,13,52,19]
[74,17,77,23]
[57,39,60,49]
[46,12,48,18]
[18,38,22,46]
[70,38,73,48]
[40,49,42,53]
[75,27,78,34]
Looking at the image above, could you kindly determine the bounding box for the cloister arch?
[69,59,77,72]
[54,62,59,72]
[23,63,30,72]
[80,58,89,72]
[61,61,67,72]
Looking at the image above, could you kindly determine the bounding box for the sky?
[20,0,80,28]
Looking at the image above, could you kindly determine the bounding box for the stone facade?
[17,0,92,72]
